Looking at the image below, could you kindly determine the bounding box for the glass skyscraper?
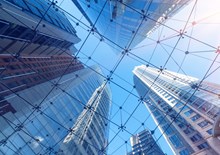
[133,65,220,155]
[0,0,112,155]
[72,0,192,50]
[0,0,80,56]
[0,66,112,155]
[127,129,164,155]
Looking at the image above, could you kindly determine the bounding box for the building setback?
[127,129,164,155]
[133,65,220,155]
[72,0,192,50]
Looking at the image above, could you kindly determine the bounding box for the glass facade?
[0,0,80,56]
[72,0,192,50]
[127,129,164,155]
[4,0,76,35]
[133,65,220,155]
[0,66,112,155]
[0,0,112,154]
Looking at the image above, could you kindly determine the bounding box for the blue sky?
[57,0,220,154]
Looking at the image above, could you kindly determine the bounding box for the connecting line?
[106,128,128,154]
[177,54,187,73]
[159,43,192,80]
[148,38,160,64]
[133,32,220,65]
[80,52,133,86]
[110,88,135,120]
[86,22,112,60]
[204,64,220,80]
[161,42,220,64]
[74,0,110,57]
[185,4,197,53]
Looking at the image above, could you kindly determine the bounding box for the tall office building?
[72,0,192,50]
[0,0,80,56]
[0,0,112,154]
[127,129,164,155]
[61,82,111,155]
[0,66,112,155]
[0,55,84,116]
[133,65,220,155]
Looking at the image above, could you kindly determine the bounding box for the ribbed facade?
[133,65,220,155]
[72,0,192,50]
[128,129,164,155]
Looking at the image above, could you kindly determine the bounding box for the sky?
[57,0,220,154]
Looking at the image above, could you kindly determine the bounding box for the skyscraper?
[0,0,112,154]
[133,65,220,155]
[0,66,112,155]
[0,0,80,56]
[0,55,84,116]
[72,0,192,50]
[127,129,164,155]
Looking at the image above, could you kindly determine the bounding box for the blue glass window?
[197,142,209,150]
[184,109,194,117]
[175,102,183,108]
[198,120,209,128]
[190,133,202,142]
[152,110,161,117]
[13,0,29,10]
[157,116,166,125]
[206,129,212,135]
[169,135,183,148]
[183,127,194,134]
[162,124,174,135]
[26,2,43,17]
[191,114,201,122]
[179,149,190,155]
